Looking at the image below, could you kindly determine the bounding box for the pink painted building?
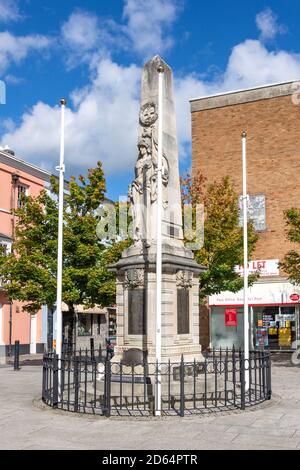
[0,147,52,357]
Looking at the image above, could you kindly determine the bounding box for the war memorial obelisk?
[111,55,205,363]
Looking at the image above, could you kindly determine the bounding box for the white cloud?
[174,74,207,158]
[223,39,300,89]
[256,8,286,41]
[2,6,300,182]
[123,0,180,57]
[0,31,51,73]
[59,1,182,66]
[173,39,300,157]
[3,38,300,176]
[0,59,141,175]
[61,10,99,51]
[60,10,103,69]
[0,0,20,22]
[60,9,125,69]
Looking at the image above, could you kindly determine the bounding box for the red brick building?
[190,80,300,351]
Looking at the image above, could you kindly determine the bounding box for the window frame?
[17,184,29,209]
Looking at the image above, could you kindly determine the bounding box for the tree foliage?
[279,208,300,284]
[180,171,259,301]
[0,161,129,312]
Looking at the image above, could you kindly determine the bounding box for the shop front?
[209,280,300,351]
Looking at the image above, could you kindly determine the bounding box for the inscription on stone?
[128,289,146,335]
[177,288,189,334]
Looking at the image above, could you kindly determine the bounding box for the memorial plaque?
[177,288,189,334]
[128,289,146,335]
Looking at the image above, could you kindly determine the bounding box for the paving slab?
[0,359,299,450]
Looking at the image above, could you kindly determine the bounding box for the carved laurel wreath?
[176,270,193,288]
[124,268,145,289]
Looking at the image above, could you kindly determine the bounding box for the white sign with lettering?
[209,281,300,306]
[235,259,279,277]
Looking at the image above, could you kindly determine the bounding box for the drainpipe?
[9,174,20,357]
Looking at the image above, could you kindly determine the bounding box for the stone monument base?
[110,243,207,365]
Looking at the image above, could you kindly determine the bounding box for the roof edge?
[190,79,300,112]
[0,150,53,182]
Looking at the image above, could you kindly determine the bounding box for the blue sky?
[1,0,300,200]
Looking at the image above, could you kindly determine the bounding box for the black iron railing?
[42,348,272,417]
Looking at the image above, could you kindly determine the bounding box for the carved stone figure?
[139,102,158,127]
[128,140,152,243]
[129,101,169,245]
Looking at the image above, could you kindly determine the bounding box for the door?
[30,313,37,354]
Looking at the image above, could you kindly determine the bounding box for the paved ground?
[0,354,299,450]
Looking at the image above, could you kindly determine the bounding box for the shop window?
[253,306,297,350]
[77,314,92,336]
[211,307,244,349]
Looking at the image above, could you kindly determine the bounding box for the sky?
[1,0,300,200]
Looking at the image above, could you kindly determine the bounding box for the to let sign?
[235,259,279,277]
[225,308,238,327]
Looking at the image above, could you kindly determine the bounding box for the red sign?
[225,308,238,327]
[290,293,300,302]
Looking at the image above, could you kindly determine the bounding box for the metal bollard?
[14,340,20,371]
[179,355,185,417]
[90,337,95,360]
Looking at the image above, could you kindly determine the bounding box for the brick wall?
[192,93,300,266]
[191,88,300,349]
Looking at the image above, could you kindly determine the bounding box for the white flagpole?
[155,64,164,416]
[242,130,249,391]
[55,98,66,372]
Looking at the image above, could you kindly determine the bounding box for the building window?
[238,194,266,231]
[253,306,297,349]
[108,309,116,338]
[97,315,101,335]
[96,314,107,335]
[0,241,12,255]
[77,314,92,336]
[17,184,28,208]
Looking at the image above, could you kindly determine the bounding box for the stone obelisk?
[110,55,206,363]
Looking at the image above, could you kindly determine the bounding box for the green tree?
[279,208,300,283]
[0,161,129,339]
[180,171,259,302]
